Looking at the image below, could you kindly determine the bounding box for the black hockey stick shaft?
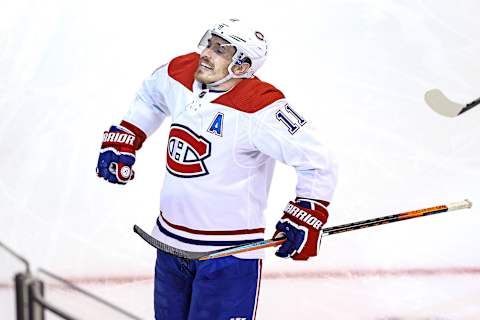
[203,199,472,259]
[134,199,472,260]
[459,97,480,115]
[322,200,470,236]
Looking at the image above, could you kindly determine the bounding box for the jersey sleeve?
[250,100,338,202]
[123,65,171,136]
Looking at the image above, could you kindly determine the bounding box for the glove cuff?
[282,201,328,231]
[295,196,330,208]
[120,120,147,150]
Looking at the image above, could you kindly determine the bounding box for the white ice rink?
[1,0,480,319]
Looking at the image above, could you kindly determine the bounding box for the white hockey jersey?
[123,52,337,258]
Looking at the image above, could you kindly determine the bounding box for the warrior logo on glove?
[274,198,329,260]
[96,121,146,185]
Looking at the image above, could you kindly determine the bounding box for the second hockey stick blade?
[425,89,480,117]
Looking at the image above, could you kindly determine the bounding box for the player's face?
[195,35,236,85]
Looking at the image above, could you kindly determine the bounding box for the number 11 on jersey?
[275,104,306,134]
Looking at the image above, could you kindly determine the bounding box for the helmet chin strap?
[205,51,250,88]
[205,72,234,88]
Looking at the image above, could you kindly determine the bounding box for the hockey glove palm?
[96,121,146,185]
[274,198,329,260]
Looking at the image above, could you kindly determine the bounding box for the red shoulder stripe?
[213,77,285,113]
[167,52,199,91]
[167,52,284,112]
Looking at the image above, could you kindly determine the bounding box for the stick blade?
[424,89,464,117]
[133,225,207,260]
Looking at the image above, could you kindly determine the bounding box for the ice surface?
[1,0,480,318]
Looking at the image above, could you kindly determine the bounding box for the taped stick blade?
[424,89,465,117]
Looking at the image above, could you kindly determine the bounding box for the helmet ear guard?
[234,56,252,66]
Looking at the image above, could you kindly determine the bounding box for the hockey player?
[96,19,337,320]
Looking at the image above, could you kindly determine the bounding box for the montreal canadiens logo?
[166,124,211,178]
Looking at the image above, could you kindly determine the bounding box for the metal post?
[28,279,45,320]
[14,273,30,320]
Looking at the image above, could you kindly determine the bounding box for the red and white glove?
[96,121,146,185]
[274,198,329,260]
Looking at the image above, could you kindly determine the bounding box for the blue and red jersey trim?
[159,211,265,235]
[156,219,263,247]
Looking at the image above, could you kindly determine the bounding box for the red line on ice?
[1,267,480,289]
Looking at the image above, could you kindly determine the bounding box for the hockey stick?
[424,89,480,117]
[134,199,472,260]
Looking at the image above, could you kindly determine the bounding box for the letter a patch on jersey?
[207,112,224,136]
